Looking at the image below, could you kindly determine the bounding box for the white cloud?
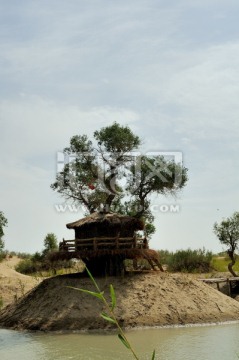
[0,96,140,159]
[1,1,239,253]
[0,96,141,252]
[138,42,239,142]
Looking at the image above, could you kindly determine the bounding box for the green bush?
[167,248,212,273]
[4,251,32,259]
[31,251,44,262]
[15,259,39,274]
[0,251,7,262]
[15,252,32,259]
[15,257,75,275]
[157,250,173,265]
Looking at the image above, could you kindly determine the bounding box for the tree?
[0,211,8,252]
[51,122,188,235]
[43,233,58,256]
[213,212,239,277]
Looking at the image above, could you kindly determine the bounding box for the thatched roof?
[66,212,144,230]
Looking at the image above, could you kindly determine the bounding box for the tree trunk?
[227,250,237,277]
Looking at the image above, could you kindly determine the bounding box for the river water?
[1,323,239,360]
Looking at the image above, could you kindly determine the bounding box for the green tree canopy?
[51,122,188,237]
[214,211,239,276]
[43,233,58,255]
[0,211,8,252]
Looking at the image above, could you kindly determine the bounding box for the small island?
[1,123,239,332]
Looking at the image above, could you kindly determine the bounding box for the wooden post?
[116,233,119,249]
[133,259,138,270]
[93,237,97,251]
[133,233,137,248]
[84,254,125,277]
[143,237,149,249]
[227,278,232,297]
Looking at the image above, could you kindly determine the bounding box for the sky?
[0,0,239,254]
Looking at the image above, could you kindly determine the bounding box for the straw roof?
[66,211,144,230]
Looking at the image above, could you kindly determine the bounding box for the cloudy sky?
[1,0,238,253]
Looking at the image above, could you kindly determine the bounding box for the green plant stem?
[101,295,140,360]
[69,268,157,359]
[85,268,140,359]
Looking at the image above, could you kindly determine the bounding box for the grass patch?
[211,255,239,273]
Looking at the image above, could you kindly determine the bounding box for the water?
[1,323,239,360]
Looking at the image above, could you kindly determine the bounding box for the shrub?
[15,252,32,259]
[5,251,32,259]
[15,259,38,274]
[157,250,173,265]
[0,251,7,262]
[167,248,212,273]
[31,252,44,262]
[15,257,75,276]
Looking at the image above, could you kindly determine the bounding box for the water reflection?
[1,323,239,360]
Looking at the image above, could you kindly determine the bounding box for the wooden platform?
[199,277,239,297]
[59,236,148,252]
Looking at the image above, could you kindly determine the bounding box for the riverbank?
[1,271,239,331]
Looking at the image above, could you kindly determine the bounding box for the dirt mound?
[0,257,41,307]
[1,272,239,331]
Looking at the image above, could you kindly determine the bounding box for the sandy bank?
[0,257,41,307]
[1,271,239,331]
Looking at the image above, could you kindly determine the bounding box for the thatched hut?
[66,211,144,239]
[56,212,163,276]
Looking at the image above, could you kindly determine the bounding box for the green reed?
[68,267,156,360]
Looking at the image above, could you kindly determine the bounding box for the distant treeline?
[158,248,213,273]
[2,248,237,275]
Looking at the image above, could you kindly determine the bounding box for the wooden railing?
[199,277,239,297]
[59,236,148,252]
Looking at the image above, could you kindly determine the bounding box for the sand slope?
[0,257,41,307]
[1,271,239,331]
